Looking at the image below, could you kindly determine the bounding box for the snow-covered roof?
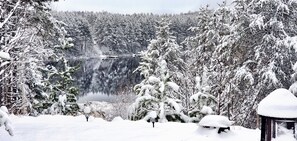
[198,115,233,128]
[257,88,297,118]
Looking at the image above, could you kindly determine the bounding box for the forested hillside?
[53,11,199,55]
[52,11,200,95]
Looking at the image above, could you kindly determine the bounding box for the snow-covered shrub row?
[78,101,115,121]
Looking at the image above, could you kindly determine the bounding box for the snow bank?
[0,115,261,141]
[257,88,297,118]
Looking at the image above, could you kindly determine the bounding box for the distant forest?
[52,11,200,95]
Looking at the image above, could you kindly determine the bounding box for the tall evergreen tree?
[222,0,297,127]
[0,0,79,115]
[129,19,188,122]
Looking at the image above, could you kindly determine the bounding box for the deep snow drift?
[0,115,261,141]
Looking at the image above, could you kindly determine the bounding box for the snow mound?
[257,88,297,118]
[199,115,233,128]
[112,116,123,122]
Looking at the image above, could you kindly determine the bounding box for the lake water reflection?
[69,56,141,98]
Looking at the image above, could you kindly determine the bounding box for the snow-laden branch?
[0,0,21,29]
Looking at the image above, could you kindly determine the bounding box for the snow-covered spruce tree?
[155,20,188,111]
[129,19,188,122]
[220,0,297,127]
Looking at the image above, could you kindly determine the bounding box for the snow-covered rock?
[199,115,233,128]
[257,88,297,118]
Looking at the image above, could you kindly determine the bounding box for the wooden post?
[257,114,260,129]
[272,120,276,138]
[267,118,272,141]
[261,116,266,141]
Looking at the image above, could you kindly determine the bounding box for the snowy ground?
[0,115,261,141]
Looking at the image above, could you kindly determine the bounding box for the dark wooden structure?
[259,116,296,141]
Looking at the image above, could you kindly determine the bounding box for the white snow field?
[0,115,261,141]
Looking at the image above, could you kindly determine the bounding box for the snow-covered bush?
[78,101,113,120]
[0,106,13,136]
[111,93,135,120]
[189,91,217,122]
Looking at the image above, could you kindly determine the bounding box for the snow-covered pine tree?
[129,19,188,122]
[0,0,63,114]
[183,2,233,119]
[223,0,297,127]
[0,1,80,115]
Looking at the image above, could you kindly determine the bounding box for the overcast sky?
[51,0,229,14]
